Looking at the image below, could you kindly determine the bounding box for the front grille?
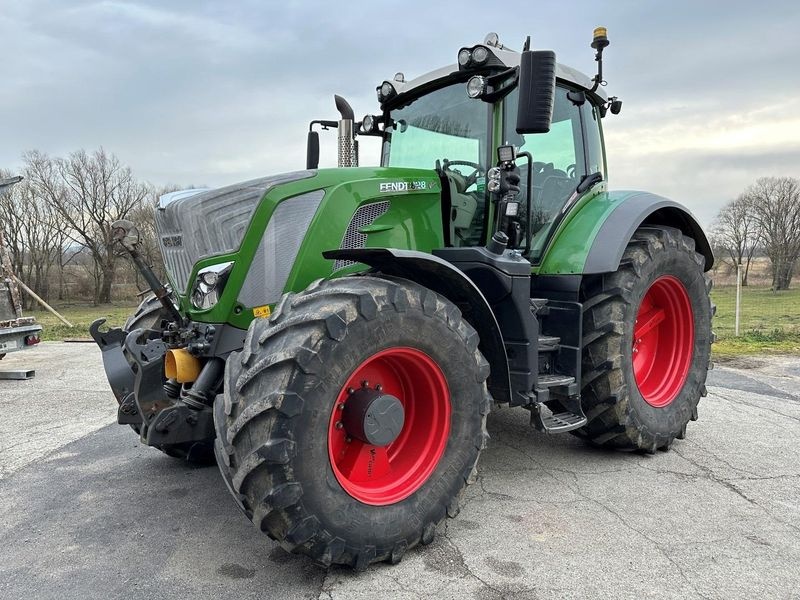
[155,171,313,292]
[333,201,390,271]
[237,190,325,308]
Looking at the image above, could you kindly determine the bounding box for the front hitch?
[90,319,138,411]
[122,329,215,447]
[90,319,215,446]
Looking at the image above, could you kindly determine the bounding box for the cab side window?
[504,86,586,244]
[582,102,606,179]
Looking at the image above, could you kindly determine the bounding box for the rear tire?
[126,290,215,465]
[578,226,713,452]
[214,276,491,568]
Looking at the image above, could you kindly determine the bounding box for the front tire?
[578,226,713,452]
[214,276,491,568]
[124,290,171,332]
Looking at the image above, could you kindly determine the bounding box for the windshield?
[383,83,490,246]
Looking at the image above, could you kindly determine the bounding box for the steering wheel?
[442,159,483,191]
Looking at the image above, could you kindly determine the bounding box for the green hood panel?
[179,167,444,328]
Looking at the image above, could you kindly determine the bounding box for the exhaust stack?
[334,95,358,167]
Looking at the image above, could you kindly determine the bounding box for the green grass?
[26,302,138,341]
[21,284,800,357]
[710,285,800,357]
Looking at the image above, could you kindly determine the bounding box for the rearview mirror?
[516,50,556,134]
[306,130,320,169]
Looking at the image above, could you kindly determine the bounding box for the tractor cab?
[366,31,617,262]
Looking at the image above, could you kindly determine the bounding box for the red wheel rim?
[632,275,695,408]
[328,347,451,506]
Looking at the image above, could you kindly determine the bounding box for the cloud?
[2,0,798,229]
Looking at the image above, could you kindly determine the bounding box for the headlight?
[200,271,219,286]
[458,48,472,66]
[191,261,233,309]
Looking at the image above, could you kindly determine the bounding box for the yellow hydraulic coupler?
[164,348,202,383]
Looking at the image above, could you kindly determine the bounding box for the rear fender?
[538,191,714,275]
[323,248,512,404]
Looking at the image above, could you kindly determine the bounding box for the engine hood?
[154,170,315,291]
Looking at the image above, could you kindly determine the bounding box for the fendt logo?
[379,180,428,193]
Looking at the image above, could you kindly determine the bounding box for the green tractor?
[92,29,713,569]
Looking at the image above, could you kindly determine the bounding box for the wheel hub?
[632,275,695,408]
[328,347,451,506]
[342,386,405,446]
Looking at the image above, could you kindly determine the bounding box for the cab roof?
[380,43,607,111]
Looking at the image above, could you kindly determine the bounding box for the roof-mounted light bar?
[456,44,505,71]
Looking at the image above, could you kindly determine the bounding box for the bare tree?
[0,169,67,307]
[743,177,800,291]
[711,195,760,286]
[24,149,149,304]
[0,169,25,277]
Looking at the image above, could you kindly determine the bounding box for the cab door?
[503,85,606,262]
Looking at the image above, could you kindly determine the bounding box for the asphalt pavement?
[1,343,799,599]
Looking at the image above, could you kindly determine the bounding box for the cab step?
[534,374,578,400]
[538,335,560,350]
[530,298,550,316]
[528,373,586,433]
[530,403,587,434]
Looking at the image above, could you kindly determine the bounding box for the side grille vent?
[333,201,390,271]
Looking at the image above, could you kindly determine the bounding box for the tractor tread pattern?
[214,275,491,568]
[576,226,714,451]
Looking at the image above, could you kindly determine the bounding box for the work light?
[377,81,396,102]
[471,45,489,64]
[466,76,487,98]
[497,144,516,163]
[362,114,376,133]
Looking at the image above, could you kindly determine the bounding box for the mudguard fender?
[584,193,714,273]
[323,248,512,404]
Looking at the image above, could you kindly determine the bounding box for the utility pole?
[735,261,742,337]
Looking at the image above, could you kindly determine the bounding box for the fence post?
[735,261,742,337]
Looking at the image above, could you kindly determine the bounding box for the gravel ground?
[1,343,798,599]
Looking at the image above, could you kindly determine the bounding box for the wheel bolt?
[335,421,343,429]
[337,403,345,410]
[361,380,369,388]
[376,384,382,392]
[345,436,352,443]
[347,387,354,395]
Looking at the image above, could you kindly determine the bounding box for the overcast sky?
[3,0,800,227]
